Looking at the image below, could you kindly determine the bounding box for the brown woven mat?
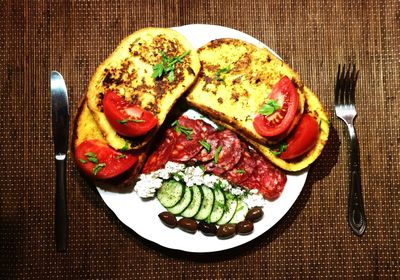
[1,0,399,279]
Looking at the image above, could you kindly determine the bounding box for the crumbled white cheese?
[243,190,266,208]
[134,161,266,208]
[134,174,163,198]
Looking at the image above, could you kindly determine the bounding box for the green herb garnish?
[199,165,206,172]
[79,159,87,164]
[259,99,281,116]
[117,119,145,125]
[152,50,191,83]
[115,154,126,159]
[85,152,98,163]
[271,142,288,156]
[235,169,246,174]
[121,142,129,151]
[198,139,211,152]
[215,65,232,82]
[214,146,222,163]
[93,163,106,176]
[171,120,193,140]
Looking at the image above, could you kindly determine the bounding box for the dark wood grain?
[0,0,399,279]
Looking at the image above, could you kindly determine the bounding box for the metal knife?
[50,71,69,252]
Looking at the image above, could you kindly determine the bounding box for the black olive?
[177,217,198,234]
[245,207,264,222]
[198,221,217,236]
[158,212,177,228]
[236,220,254,234]
[217,224,236,239]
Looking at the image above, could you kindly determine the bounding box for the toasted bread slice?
[186,38,306,145]
[186,38,329,171]
[73,98,146,188]
[87,27,200,151]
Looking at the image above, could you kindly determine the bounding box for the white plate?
[97,24,308,253]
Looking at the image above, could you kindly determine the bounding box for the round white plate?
[97,24,308,253]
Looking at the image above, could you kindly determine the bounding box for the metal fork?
[335,64,366,236]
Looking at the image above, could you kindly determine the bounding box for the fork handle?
[347,124,367,235]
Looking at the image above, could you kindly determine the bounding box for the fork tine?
[335,64,341,105]
[344,65,353,105]
[349,65,359,105]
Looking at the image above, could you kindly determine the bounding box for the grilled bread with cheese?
[186,38,329,171]
[87,27,200,151]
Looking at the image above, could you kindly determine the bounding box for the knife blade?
[50,71,69,252]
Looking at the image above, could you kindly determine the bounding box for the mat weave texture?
[1,0,399,279]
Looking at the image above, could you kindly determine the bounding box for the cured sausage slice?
[142,130,176,173]
[168,116,203,162]
[205,130,243,175]
[223,144,257,184]
[241,150,286,199]
[195,132,220,162]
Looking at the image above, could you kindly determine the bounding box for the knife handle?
[55,158,68,251]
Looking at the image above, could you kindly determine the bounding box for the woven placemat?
[1,0,399,279]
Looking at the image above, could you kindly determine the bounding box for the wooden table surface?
[1,0,399,279]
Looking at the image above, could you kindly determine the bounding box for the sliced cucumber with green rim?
[208,187,225,223]
[229,199,249,224]
[181,185,203,218]
[156,180,184,208]
[217,194,238,225]
[167,186,192,215]
[194,185,215,220]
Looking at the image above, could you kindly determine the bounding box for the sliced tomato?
[253,76,299,138]
[74,140,138,179]
[103,90,158,137]
[280,114,320,160]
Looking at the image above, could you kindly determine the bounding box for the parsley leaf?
[270,142,288,156]
[115,154,126,159]
[235,169,246,174]
[84,152,98,163]
[152,50,191,83]
[121,142,129,151]
[93,163,106,176]
[214,146,222,164]
[198,139,211,152]
[215,65,232,82]
[117,119,145,125]
[79,159,87,164]
[171,120,193,140]
[259,99,281,116]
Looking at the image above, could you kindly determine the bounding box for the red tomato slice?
[103,90,158,137]
[280,114,320,160]
[74,140,138,179]
[253,76,299,138]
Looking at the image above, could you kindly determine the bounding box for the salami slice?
[205,130,243,175]
[195,132,220,162]
[223,144,257,184]
[241,150,287,199]
[168,117,203,162]
[142,130,176,174]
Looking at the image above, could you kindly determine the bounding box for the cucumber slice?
[229,199,249,224]
[167,186,192,215]
[194,185,215,220]
[217,195,238,225]
[156,180,184,208]
[181,185,203,218]
[208,188,225,223]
